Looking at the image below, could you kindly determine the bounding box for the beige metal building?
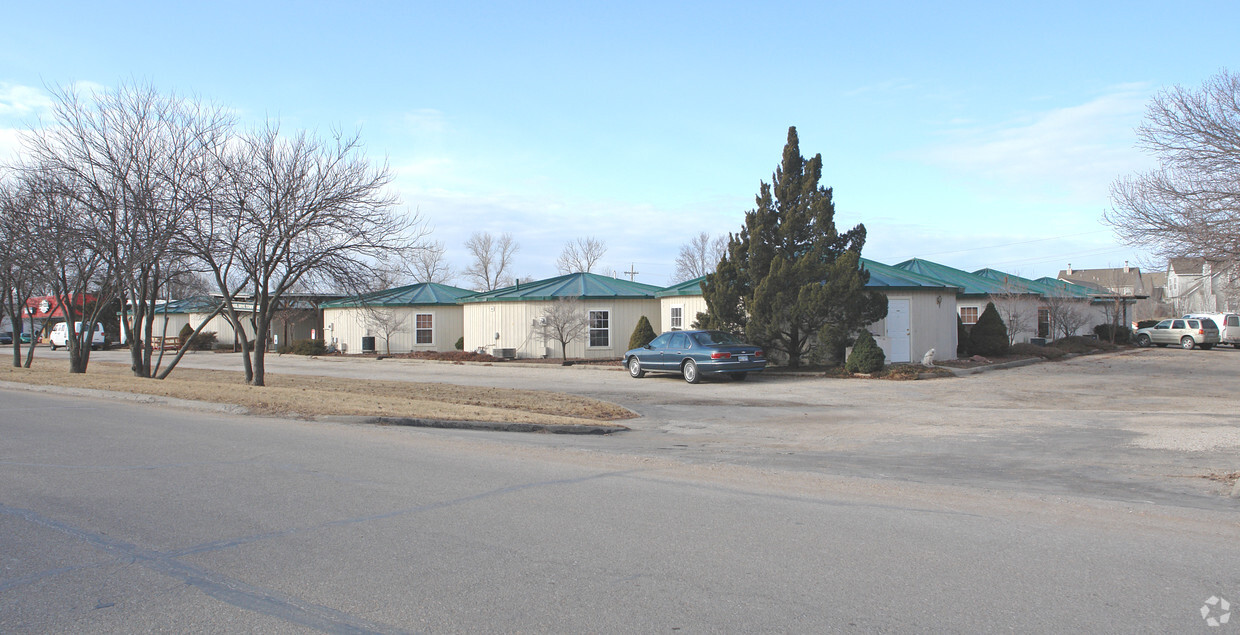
[321,283,474,354]
[656,277,710,332]
[461,273,662,359]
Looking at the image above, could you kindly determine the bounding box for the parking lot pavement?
[36,346,1240,509]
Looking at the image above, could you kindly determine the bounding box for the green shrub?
[629,315,657,350]
[845,330,886,374]
[968,302,1009,356]
[454,336,464,350]
[178,323,194,343]
[956,315,970,357]
[1010,342,1065,360]
[1093,323,1131,343]
[1052,335,1116,354]
[191,331,217,350]
[278,338,327,355]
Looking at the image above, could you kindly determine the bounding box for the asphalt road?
[2,381,1239,632]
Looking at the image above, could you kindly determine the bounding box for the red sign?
[22,295,97,319]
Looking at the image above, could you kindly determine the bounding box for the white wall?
[659,296,707,332]
[464,299,661,359]
[323,306,464,354]
[866,290,958,363]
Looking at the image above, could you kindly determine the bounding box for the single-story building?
[859,258,961,363]
[461,272,662,359]
[321,283,474,354]
[655,276,709,332]
[648,261,961,363]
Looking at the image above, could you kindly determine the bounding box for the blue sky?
[1,1,1236,285]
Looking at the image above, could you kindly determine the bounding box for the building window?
[670,305,683,330]
[415,313,433,344]
[959,306,979,325]
[588,310,609,347]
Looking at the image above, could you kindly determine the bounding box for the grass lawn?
[0,360,634,427]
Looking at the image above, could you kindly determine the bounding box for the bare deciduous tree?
[410,240,455,284]
[464,231,518,291]
[673,232,727,282]
[556,236,606,274]
[359,307,410,355]
[988,277,1031,346]
[1043,294,1091,339]
[203,122,428,386]
[20,81,233,379]
[0,174,42,368]
[542,298,587,360]
[1106,70,1240,262]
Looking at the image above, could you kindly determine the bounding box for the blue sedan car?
[625,330,766,383]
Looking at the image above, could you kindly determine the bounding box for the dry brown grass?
[0,361,634,427]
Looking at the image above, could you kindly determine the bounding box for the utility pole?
[624,263,639,281]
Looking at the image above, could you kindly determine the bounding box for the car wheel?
[682,359,700,384]
[1136,334,1151,347]
[731,372,748,381]
[1181,336,1196,350]
[627,357,645,378]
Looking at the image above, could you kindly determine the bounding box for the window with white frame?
[959,306,979,325]
[670,305,683,330]
[588,310,609,347]
[415,313,433,344]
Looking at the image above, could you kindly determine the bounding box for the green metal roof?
[656,276,707,297]
[132,296,222,314]
[861,259,960,290]
[461,272,663,303]
[321,283,476,308]
[894,258,1034,296]
[972,268,1101,299]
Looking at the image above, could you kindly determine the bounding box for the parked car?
[625,330,766,383]
[20,332,31,344]
[0,332,11,345]
[1133,318,1220,349]
[1183,313,1240,348]
[48,321,108,351]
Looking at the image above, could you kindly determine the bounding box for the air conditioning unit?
[496,348,516,359]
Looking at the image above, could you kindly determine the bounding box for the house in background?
[461,272,662,359]
[1057,263,1151,329]
[1165,257,1239,314]
[320,283,473,354]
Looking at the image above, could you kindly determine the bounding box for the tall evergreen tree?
[700,127,886,367]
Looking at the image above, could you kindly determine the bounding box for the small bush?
[968,302,1009,357]
[279,338,327,355]
[1093,323,1131,343]
[454,336,464,350]
[1010,342,1065,360]
[191,331,217,350]
[1052,336,1116,354]
[178,323,194,343]
[845,330,886,374]
[629,315,657,350]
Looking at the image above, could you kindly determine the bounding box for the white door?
[887,299,911,363]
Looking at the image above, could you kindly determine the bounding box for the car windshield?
[693,331,741,346]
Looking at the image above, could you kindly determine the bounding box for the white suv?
[1183,313,1240,348]
[48,321,107,351]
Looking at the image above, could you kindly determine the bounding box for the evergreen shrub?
[968,302,1009,356]
[956,315,970,357]
[1093,323,1131,343]
[455,336,464,350]
[278,339,327,355]
[845,330,886,374]
[629,316,657,350]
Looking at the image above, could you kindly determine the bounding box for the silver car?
[1134,318,1220,349]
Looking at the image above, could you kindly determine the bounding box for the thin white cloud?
[403,108,447,135]
[912,85,1157,201]
[0,83,52,118]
